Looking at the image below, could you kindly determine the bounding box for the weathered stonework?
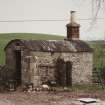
[5,39,93,87]
[21,51,93,86]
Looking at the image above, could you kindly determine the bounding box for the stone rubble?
[72,98,105,105]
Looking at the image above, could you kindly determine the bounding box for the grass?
[88,41,105,69]
[0,33,64,64]
[56,84,105,92]
[71,84,105,92]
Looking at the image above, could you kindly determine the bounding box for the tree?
[92,0,105,21]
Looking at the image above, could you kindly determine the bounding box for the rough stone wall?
[28,52,57,87]
[22,51,93,87]
[5,48,16,70]
[5,41,93,87]
[61,52,93,84]
[5,41,24,70]
[21,49,31,85]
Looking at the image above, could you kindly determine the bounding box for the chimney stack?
[66,11,80,40]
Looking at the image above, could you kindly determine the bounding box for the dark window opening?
[55,59,65,86]
[15,50,21,86]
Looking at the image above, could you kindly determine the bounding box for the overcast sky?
[0,0,105,40]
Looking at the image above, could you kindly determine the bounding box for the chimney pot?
[70,11,76,23]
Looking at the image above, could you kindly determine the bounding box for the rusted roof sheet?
[5,39,93,52]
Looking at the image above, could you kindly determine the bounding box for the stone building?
[4,11,93,87]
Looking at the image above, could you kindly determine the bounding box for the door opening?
[56,59,65,86]
[66,61,72,86]
[15,50,21,86]
[56,59,72,86]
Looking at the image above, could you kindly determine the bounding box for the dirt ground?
[0,89,105,105]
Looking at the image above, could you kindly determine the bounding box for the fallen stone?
[76,98,105,105]
[77,98,97,103]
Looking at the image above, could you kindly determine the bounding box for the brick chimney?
[66,11,80,40]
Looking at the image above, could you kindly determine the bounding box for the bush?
[93,67,105,85]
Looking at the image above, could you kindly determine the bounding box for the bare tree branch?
[88,0,103,30]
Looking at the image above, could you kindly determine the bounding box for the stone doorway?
[56,59,72,86]
[15,50,21,86]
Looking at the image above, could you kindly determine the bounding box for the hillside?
[0,33,64,64]
[0,33,105,70]
[88,41,105,69]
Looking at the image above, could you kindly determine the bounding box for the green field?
[0,33,64,64]
[0,33,105,70]
[88,41,105,69]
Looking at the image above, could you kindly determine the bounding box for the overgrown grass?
[0,33,64,64]
[70,84,105,92]
[56,84,105,92]
[89,41,105,69]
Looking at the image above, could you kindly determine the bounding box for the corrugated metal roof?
[5,39,93,52]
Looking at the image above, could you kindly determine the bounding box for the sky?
[0,0,105,40]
